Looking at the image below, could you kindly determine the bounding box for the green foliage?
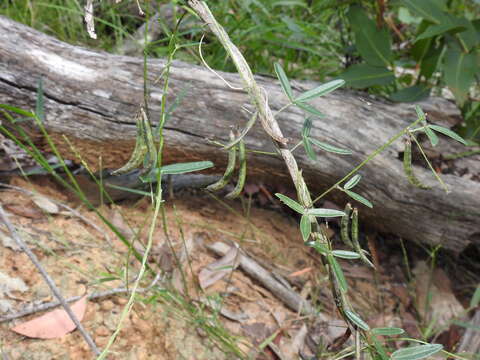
[339,0,479,130]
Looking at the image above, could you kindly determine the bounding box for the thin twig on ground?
[0,273,163,324]
[0,205,100,356]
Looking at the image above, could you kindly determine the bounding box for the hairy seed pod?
[111,109,148,175]
[403,137,430,189]
[207,131,237,191]
[340,203,353,248]
[226,137,247,199]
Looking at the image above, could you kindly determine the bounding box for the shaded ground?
[0,175,478,359]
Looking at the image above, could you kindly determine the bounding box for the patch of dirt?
[0,176,477,359]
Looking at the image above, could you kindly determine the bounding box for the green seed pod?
[341,203,353,248]
[112,109,148,175]
[403,138,430,190]
[207,131,237,191]
[351,208,375,268]
[226,137,247,199]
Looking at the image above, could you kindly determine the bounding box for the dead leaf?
[32,195,59,214]
[198,245,240,289]
[4,203,43,219]
[11,295,88,339]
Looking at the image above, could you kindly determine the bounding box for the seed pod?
[112,109,148,175]
[207,131,237,191]
[403,137,430,190]
[340,203,353,248]
[225,137,247,199]
[351,208,375,268]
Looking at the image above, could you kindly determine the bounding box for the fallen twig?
[0,205,100,355]
[206,241,314,315]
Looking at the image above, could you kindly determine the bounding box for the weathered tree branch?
[0,15,479,251]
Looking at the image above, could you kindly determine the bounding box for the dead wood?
[0,16,479,251]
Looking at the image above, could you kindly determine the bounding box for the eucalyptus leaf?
[309,138,352,155]
[400,0,448,24]
[429,125,467,145]
[416,23,466,41]
[295,79,345,102]
[391,344,443,360]
[443,48,476,106]
[344,189,373,208]
[347,5,393,67]
[275,193,304,214]
[339,64,394,89]
[274,62,294,101]
[344,174,361,190]
[390,85,430,103]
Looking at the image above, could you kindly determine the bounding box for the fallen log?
[0,15,479,251]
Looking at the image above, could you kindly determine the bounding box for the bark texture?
[0,16,479,251]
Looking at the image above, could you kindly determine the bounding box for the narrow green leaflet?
[306,208,346,217]
[302,118,316,160]
[344,189,373,208]
[295,79,345,103]
[0,104,35,118]
[300,215,312,241]
[424,125,439,146]
[470,284,480,308]
[371,335,389,360]
[160,161,214,175]
[275,193,304,214]
[372,327,405,336]
[274,62,294,101]
[344,309,370,330]
[428,125,467,145]
[415,105,426,123]
[306,240,329,254]
[344,174,361,190]
[347,5,393,67]
[294,101,325,117]
[309,138,352,155]
[391,344,443,360]
[328,255,348,293]
[339,64,395,89]
[443,48,476,106]
[331,250,361,259]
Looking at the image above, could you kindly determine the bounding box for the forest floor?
[0,175,478,359]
